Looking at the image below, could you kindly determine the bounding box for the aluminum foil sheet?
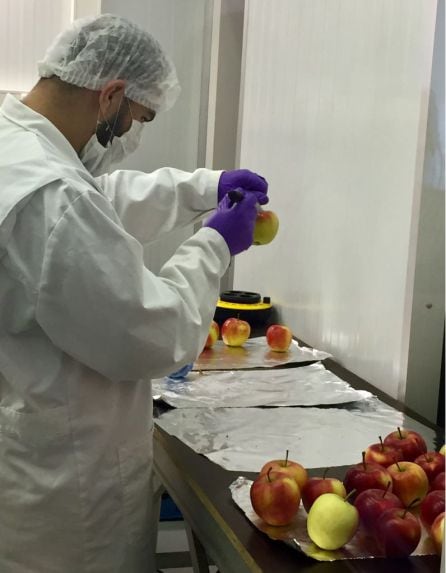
[155,398,437,470]
[193,338,331,371]
[230,476,436,562]
[152,363,372,408]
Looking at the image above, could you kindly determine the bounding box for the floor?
[156,520,218,573]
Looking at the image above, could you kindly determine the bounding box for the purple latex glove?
[218,169,268,205]
[204,190,258,256]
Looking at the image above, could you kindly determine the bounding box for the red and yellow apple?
[203,320,219,349]
[253,209,279,245]
[414,451,445,483]
[383,427,427,462]
[387,461,429,507]
[377,505,422,557]
[431,511,444,555]
[439,445,445,456]
[266,324,293,352]
[221,318,250,347]
[354,486,404,532]
[343,452,393,499]
[301,469,346,513]
[420,490,445,530]
[250,467,301,526]
[364,436,403,468]
[260,451,308,491]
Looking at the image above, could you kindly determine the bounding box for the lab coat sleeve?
[95,167,222,244]
[35,190,230,382]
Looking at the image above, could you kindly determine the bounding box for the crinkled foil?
[193,338,331,371]
[230,476,437,562]
[152,363,372,408]
[155,398,437,470]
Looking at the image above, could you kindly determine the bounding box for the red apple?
[430,472,445,492]
[420,490,445,530]
[301,468,347,512]
[414,451,445,483]
[364,436,403,468]
[250,467,301,526]
[354,485,404,532]
[377,505,422,557]
[343,452,393,499]
[383,427,427,462]
[253,209,279,245]
[387,461,429,507]
[203,320,219,349]
[266,324,293,352]
[431,511,444,555]
[260,450,308,491]
[221,318,250,347]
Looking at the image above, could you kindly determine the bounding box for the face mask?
[79,100,145,176]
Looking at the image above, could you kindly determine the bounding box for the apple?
[250,467,301,526]
[260,450,308,491]
[430,471,445,492]
[266,324,293,352]
[364,436,403,468]
[420,490,445,530]
[383,427,427,462]
[414,451,445,483]
[221,318,250,347]
[376,504,422,557]
[440,445,445,456]
[307,491,359,550]
[343,452,393,499]
[252,209,279,245]
[431,511,444,555]
[301,468,346,513]
[354,485,404,532]
[203,320,219,349]
[387,461,429,507]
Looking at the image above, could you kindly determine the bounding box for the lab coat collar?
[0,94,83,167]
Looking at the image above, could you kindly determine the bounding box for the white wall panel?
[235,0,437,398]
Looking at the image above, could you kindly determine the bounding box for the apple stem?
[379,436,384,452]
[285,449,289,467]
[382,482,391,498]
[267,467,273,483]
[323,467,329,480]
[362,451,366,470]
[397,427,404,440]
[395,461,403,472]
[403,498,420,517]
[345,489,356,503]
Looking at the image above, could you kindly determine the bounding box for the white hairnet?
[38,14,180,113]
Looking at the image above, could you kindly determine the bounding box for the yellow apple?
[307,492,359,550]
[439,444,445,456]
[253,209,279,245]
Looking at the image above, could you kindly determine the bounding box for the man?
[0,14,268,573]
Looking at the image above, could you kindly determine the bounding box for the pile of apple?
[203,319,293,352]
[249,429,445,558]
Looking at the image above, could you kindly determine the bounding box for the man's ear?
[98,79,126,116]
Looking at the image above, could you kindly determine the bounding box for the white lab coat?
[0,94,230,573]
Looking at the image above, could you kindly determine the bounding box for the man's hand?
[218,169,268,205]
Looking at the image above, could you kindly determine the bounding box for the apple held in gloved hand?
[253,208,279,245]
[306,491,359,550]
[221,318,250,347]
